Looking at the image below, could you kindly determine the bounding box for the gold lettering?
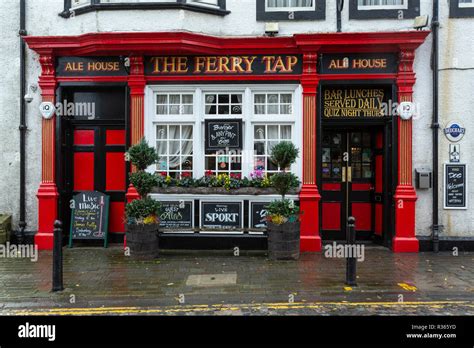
[194,57,206,73]
[242,56,257,73]
[65,62,84,72]
[286,56,298,72]
[205,57,218,73]
[262,56,276,73]
[176,57,188,73]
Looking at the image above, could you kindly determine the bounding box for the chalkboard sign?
[205,119,242,151]
[69,191,110,247]
[160,201,193,231]
[201,202,243,230]
[251,202,270,229]
[444,164,468,209]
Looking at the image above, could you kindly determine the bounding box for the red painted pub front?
[24,31,429,252]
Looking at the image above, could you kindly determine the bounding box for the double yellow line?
[9,301,474,316]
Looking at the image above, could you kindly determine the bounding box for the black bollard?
[345,216,357,286]
[52,220,64,292]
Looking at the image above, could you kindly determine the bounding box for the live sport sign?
[201,202,243,230]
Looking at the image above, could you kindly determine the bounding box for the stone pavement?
[0,245,473,315]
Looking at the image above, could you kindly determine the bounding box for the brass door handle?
[347,167,352,183]
[342,166,346,182]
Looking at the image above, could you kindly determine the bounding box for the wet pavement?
[0,246,473,315]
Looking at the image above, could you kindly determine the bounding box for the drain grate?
[186,272,237,287]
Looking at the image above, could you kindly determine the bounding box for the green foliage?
[129,171,159,197]
[270,141,299,171]
[266,199,301,225]
[270,172,300,197]
[125,197,162,224]
[127,139,159,171]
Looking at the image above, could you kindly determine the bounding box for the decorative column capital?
[301,52,319,94]
[38,53,56,97]
[303,52,318,74]
[397,47,416,98]
[128,55,146,95]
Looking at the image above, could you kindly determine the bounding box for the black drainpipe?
[19,0,27,244]
[337,0,344,32]
[431,0,440,253]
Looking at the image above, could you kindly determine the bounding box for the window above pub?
[450,0,474,18]
[349,0,420,19]
[256,0,325,21]
[60,0,229,18]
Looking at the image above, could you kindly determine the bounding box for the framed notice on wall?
[444,164,468,209]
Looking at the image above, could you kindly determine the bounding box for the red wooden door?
[71,126,127,236]
[321,128,383,240]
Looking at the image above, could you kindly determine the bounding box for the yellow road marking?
[398,283,418,292]
[8,301,474,316]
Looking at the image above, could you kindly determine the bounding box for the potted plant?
[125,139,161,259]
[266,141,301,260]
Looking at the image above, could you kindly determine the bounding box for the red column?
[393,47,418,252]
[125,55,145,203]
[36,53,58,250]
[299,53,322,252]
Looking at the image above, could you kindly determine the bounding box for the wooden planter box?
[267,221,300,260]
[125,223,159,259]
[0,214,12,244]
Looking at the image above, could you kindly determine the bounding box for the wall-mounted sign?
[159,201,193,230]
[69,191,109,247]
[201,202,243,230]
[145,55,302,76]
[250,202,270,229]
[205,119,243,151]
[39,102,56,119]
[57,57,127,77]
[320,53,398,74]
[449,144,460,163]
[444,121,466,142]
[444,164,467,209]
[322,86,390,118]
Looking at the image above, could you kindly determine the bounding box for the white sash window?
[145,85,302,179]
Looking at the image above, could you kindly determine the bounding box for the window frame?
[60,0,229,18]
[265,0,316,12]
[256,0,325,21]
[155,123,195,178]
[145,84,302,179]
[349,0,419,19]
[357,0,408,11]
[450,0,474,18]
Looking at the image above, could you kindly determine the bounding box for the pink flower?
[250,169,264,180]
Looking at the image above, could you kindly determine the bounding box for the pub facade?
[24,29,428,252]
[3,0,472,253]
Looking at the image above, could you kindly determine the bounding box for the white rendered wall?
[0,0,471,240]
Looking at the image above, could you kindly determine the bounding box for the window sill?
[60,3,230,18]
